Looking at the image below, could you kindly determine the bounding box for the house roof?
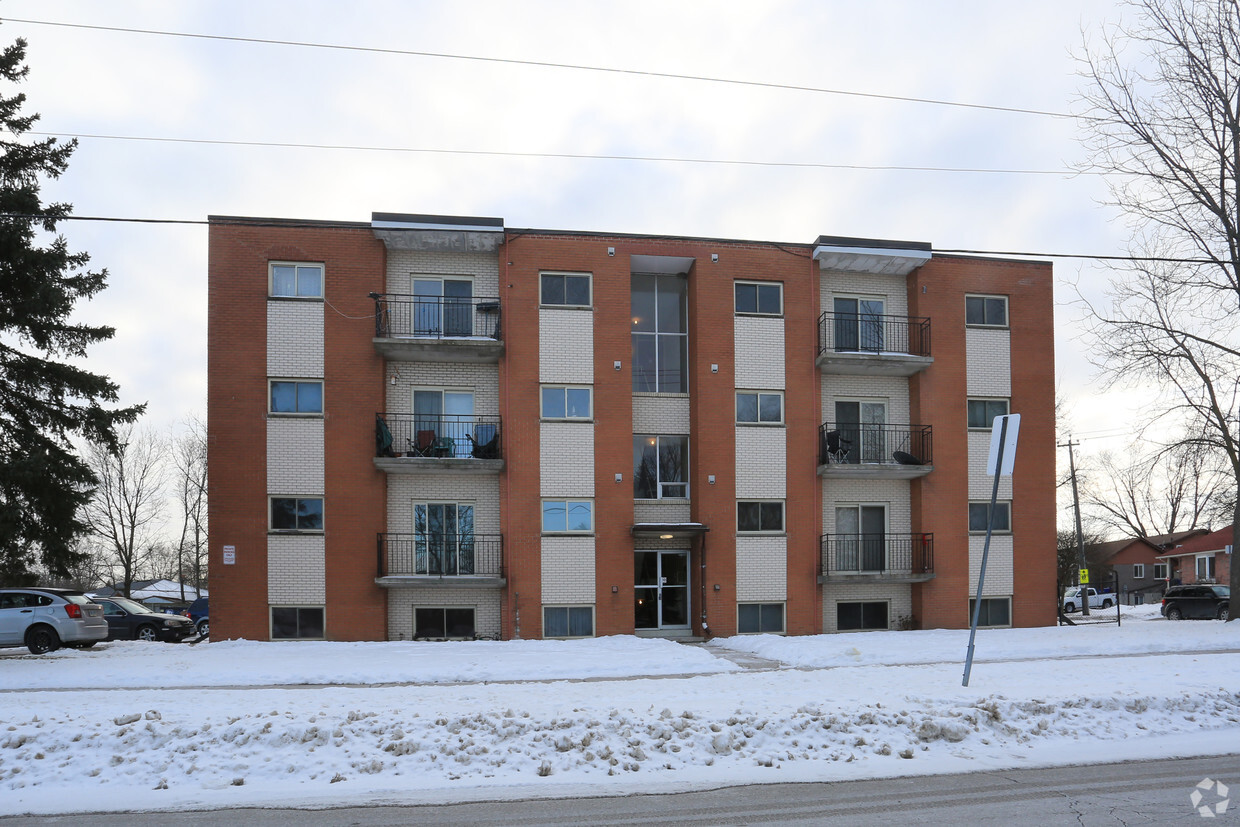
[1156,525,1234,560]
[1083,529,1209,565]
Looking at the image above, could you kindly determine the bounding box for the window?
[271,606,324,639]
[968,501,1011,533]
[837,601,888,631]
[1154,562,1169,579]
[269,380,323,414]
[1133,564,1146,579]
[736,391,783,424]
[737,501,784,533]
[734,281,782,315]
[413,388,474,458]
[1197,555,1216,580]
[270,263,323,298]
[966,294,1008,327]
[414,607,475,639]
[631,273,688,393]
[541,386,592,420]
[634,435,689,499]
[541,272,591,307]
[412,276,474,336]
[967,398,1010,429]
[834,400,887,463]
[833,297,885,352]
[270,497,323,532]
[542,499,593,533]
[413,502,474,575]
[737,603,785,634]
[543,606,594,638]
[969,597,1011,627]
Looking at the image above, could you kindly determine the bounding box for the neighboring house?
[91,580,208,608]
[207,212,1056,642]
[1157,525,1234,586]
[1082,530,1208,604]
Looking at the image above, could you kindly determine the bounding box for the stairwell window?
[634,435,688,499]
[631,273,688,393]
[269,262,323,298]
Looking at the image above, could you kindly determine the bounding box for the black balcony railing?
[820,533,934,578]
[378,532,504,578]
[818,422,932,466]
[817,312,930,358]
[376,413,502,460]
[373,293,502,340]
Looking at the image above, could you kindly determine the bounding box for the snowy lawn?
[1,603,1238,816]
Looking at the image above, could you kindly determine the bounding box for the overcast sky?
[4,1,1145,481]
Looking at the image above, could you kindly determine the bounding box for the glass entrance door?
[634,550,690,630]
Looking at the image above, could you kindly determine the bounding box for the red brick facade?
[208,215,1055,641]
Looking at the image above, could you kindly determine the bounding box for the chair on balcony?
[893,450,924,465]
[432,436,456,458]
[468,423,499,459]
[409,429,436,457]
[824,430,852,464]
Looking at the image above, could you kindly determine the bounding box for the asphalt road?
[5,754,1238,825]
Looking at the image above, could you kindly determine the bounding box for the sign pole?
[963,414,1019,687]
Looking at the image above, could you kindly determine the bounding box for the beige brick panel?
[735,427,787,498]
[735,536,787,601]
[821,374,911,427]
[633,396,690,434]
[386,363,499,415]
[266,418,325,494]
[634,501,692,523]
[385,587,503,641]
[966,328,1011,396]
[969,534,1015,594]
[267,301,324,377]
[386,475,501,535]
[267,534,326,604]
[733,316,785,389]
[820,583,912,633]
[820,272,910,318]
[539,308,594,383]
[822,479,912,533]
[968,431,1014,499]
[541,536,597,603]
[386,250,500,298]
[541,423,595,497]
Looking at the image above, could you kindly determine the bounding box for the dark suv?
[1161,584,1229,620]
[187,597,208,636]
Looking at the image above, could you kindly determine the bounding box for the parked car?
[1061,587,1115,613]
[94,596,197,642]
[187,597,208,636]
[0,587,109,654]
[1161,584,1230,620]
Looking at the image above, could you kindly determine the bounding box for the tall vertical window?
[634,435,689,499]
[631,273,688,393]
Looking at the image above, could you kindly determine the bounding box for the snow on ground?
[1,604,1238,816]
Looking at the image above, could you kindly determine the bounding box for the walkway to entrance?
[683,641,783,671]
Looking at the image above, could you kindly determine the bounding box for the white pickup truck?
[1061,587,1115,613]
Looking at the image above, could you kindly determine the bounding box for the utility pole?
[1060,437,1090,617]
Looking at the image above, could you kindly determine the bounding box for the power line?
[0,211,1224,265]
[28,130,1084,177]
[2,16,1081,121]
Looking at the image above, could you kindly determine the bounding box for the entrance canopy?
[631,522,709,540]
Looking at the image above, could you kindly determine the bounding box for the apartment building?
[206,212,1056,642]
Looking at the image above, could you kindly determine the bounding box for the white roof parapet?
[812,236,932,276]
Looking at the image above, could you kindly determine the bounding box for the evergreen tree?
[0,36,143,584]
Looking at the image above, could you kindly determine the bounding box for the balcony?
[374,413,504,474]
[818,423,933,479]
[816,312,932,375]
[818,533,935,583]
[376,533,505,587]
[371,293,503,363]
